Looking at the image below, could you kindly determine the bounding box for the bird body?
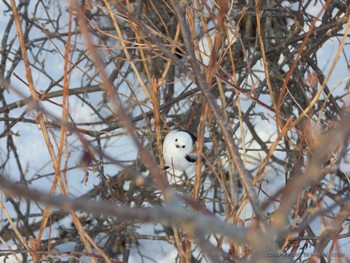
[163,130,197,172]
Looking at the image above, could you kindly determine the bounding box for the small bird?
[162,129,197,172]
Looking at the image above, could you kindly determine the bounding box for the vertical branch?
[170,0,266,223]
[193,101,207,200]
[255,0,277,112]
[10,1,65,260]
[151,78,164,169]
[57,0,73,195]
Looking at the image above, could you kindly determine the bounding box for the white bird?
[162,129,197,172]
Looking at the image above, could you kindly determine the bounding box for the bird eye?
[182,145,185,148]
[175,138,178,142]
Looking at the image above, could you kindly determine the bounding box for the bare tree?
[0,0,349,262]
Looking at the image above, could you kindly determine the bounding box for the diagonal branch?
[0,173,247,243]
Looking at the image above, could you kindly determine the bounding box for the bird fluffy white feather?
[163,130,197,172]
